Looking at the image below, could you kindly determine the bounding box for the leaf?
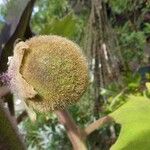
[42,13,78,38]
[143,23,150,35]
[146,82,150,91]
[109,88,126,110]
[110,95,150,150]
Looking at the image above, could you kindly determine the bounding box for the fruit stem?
[55,109,87,150]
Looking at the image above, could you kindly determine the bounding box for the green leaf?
[108,0,130,14]
[42,13,78,39]
[110,95,150,150]
[146,82,150,91]
[143,23,150,35]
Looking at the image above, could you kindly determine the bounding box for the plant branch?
[0,86,10,97]
[0,86,26,149]
[6,93,15,116]
[55,109,87,150]
[0,87,16,116]
[84,116,114,136]
[0,100,26,149]
[17,110,27,124]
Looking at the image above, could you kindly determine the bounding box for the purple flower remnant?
[0,72,11,86]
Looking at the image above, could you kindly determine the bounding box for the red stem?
[55,109,87,150]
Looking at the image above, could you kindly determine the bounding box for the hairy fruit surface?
[15,35,89,112]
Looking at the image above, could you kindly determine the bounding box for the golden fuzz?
[20,35,88,112]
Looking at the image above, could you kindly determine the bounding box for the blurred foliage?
[117,27,145,62]
[107,0,150,14]
[101,73,142,112]
[31,0,87,42]
[19,113,71,150]
[107,0,150,68]
[144,23,150,35]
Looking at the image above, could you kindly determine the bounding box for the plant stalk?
[55,109,87,150]
[0,100,26,150]
[84,116,114,136]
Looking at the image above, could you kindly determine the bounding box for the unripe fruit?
[14,35,88,112]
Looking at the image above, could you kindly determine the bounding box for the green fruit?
[20,35,88,112]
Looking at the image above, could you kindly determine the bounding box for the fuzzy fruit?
[14,35,89,112]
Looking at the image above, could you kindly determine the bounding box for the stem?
[17,110,27,124]
[6,93,15,116]
[0,100,26,149]
[84,116,114,136]
[55,109,87,150]
[0,86,10,97]
[0,87,15,116]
